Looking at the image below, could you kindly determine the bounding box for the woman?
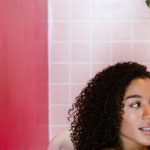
[68,62,150,150]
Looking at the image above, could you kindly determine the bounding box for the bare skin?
[48,129,73,150]
[120,78,150,150]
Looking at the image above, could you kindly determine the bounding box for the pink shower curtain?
[0,0,48,149]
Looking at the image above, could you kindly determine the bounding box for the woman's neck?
[114,142,148,150]
[117,134,148,150]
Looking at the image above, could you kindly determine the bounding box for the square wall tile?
[92,1,112,19]
[71,0,90,19]
[51,105,70,125]
[51,64,69,83]
[92,21,111,41]
[50,43,69,62]
[71,64,90,82]
[70,21,90,41]
[51,85,69,104]
[52,0,69,20]
[112,43,132,62]
[71,43,90,61]
[112,0,134,19]
[112,21,131,40]
[92,43,111,62]
[52,22,69,41]
[133,43,150,62]
[133,21,150,40]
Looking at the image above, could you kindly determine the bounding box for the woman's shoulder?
[48,129,73,150]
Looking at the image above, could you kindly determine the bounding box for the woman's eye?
[131,102,141,108]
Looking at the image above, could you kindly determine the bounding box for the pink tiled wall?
[49,0,150,139]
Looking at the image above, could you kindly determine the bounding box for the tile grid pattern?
[49,0,150,139]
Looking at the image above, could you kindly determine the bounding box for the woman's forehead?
[124,78,150,97]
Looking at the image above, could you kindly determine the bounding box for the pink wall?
[49,0,150,139]
[0,0,48,149]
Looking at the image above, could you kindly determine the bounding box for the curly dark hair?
[68,61,150,150]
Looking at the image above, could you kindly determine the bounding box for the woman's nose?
[142,105,150,120]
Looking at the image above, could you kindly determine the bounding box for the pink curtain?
[0,0,48,149]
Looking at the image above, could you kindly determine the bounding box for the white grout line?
[68,0,72,106]
[51,40,150,43]
[51,124,70,128]
[52,19,150,22]
[48,0,53,140]
[131,19,134,61]
[89,0,93,78]
[110,3,113,64]
[51,104,71,107]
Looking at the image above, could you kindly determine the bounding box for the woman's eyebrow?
[124,95,143,100]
